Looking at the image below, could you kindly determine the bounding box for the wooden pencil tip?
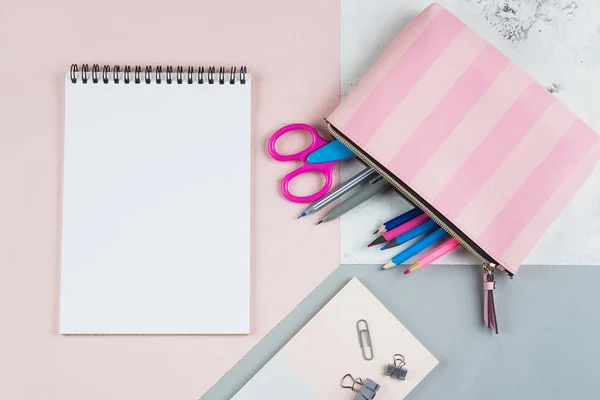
[405,262,420,274]
[368,235,386,247]
[382,261,395,270]
[372,229,380,234]
[381,241,397,250]
[316,220,323,225]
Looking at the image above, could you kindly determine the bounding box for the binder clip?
[341,374,380,399]
[385,354,408,380]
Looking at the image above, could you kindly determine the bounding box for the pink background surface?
[0,1,339,398]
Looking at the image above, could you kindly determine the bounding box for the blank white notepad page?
[60,72,251,334]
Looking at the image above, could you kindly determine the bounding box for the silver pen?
[298,167,377,218]
[317,177,391,224]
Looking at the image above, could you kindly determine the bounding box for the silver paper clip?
[356,319,374,361]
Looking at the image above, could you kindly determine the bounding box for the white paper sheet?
[232,278,438,400]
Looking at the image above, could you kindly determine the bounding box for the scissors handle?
[268,123,329,162]
[281,161,336,203]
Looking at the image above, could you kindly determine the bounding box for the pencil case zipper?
[326,121,510,277]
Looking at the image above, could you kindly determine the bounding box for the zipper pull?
[483,263,499,334]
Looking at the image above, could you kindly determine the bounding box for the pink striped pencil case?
[327,3,600,331]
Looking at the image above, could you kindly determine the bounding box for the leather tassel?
[483,265,498,334]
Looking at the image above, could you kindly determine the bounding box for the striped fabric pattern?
[328,3,600,274]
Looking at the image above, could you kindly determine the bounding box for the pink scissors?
[268,123,342,203]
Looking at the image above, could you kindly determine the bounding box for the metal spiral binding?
[69,64,248,85]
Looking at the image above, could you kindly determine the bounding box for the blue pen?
[382,227,447,270]
[306,140,355,164]
[374,208,424,234]
[380,219,439,250]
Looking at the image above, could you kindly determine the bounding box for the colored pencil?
[317,178,390,224]
[382,227,448,270]
[368,213,430,247]
[298,167,377,218]
[373,208,424,234]
[383,213,432,241]
[404,238,460,274]
[381,219,439,250]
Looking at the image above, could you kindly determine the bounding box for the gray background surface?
[201,264,600,399]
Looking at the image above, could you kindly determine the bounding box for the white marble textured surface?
[340,0,600,265]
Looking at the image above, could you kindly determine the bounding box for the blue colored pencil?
[373,208,424,234]
[382,227,448,270]
[380,219,439,250]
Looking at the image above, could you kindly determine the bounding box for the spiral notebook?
[60,64,251,334]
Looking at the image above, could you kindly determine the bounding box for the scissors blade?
[306,140,355,164]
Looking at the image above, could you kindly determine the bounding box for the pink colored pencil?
[404,238,460,274]
[383,213,430,241]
